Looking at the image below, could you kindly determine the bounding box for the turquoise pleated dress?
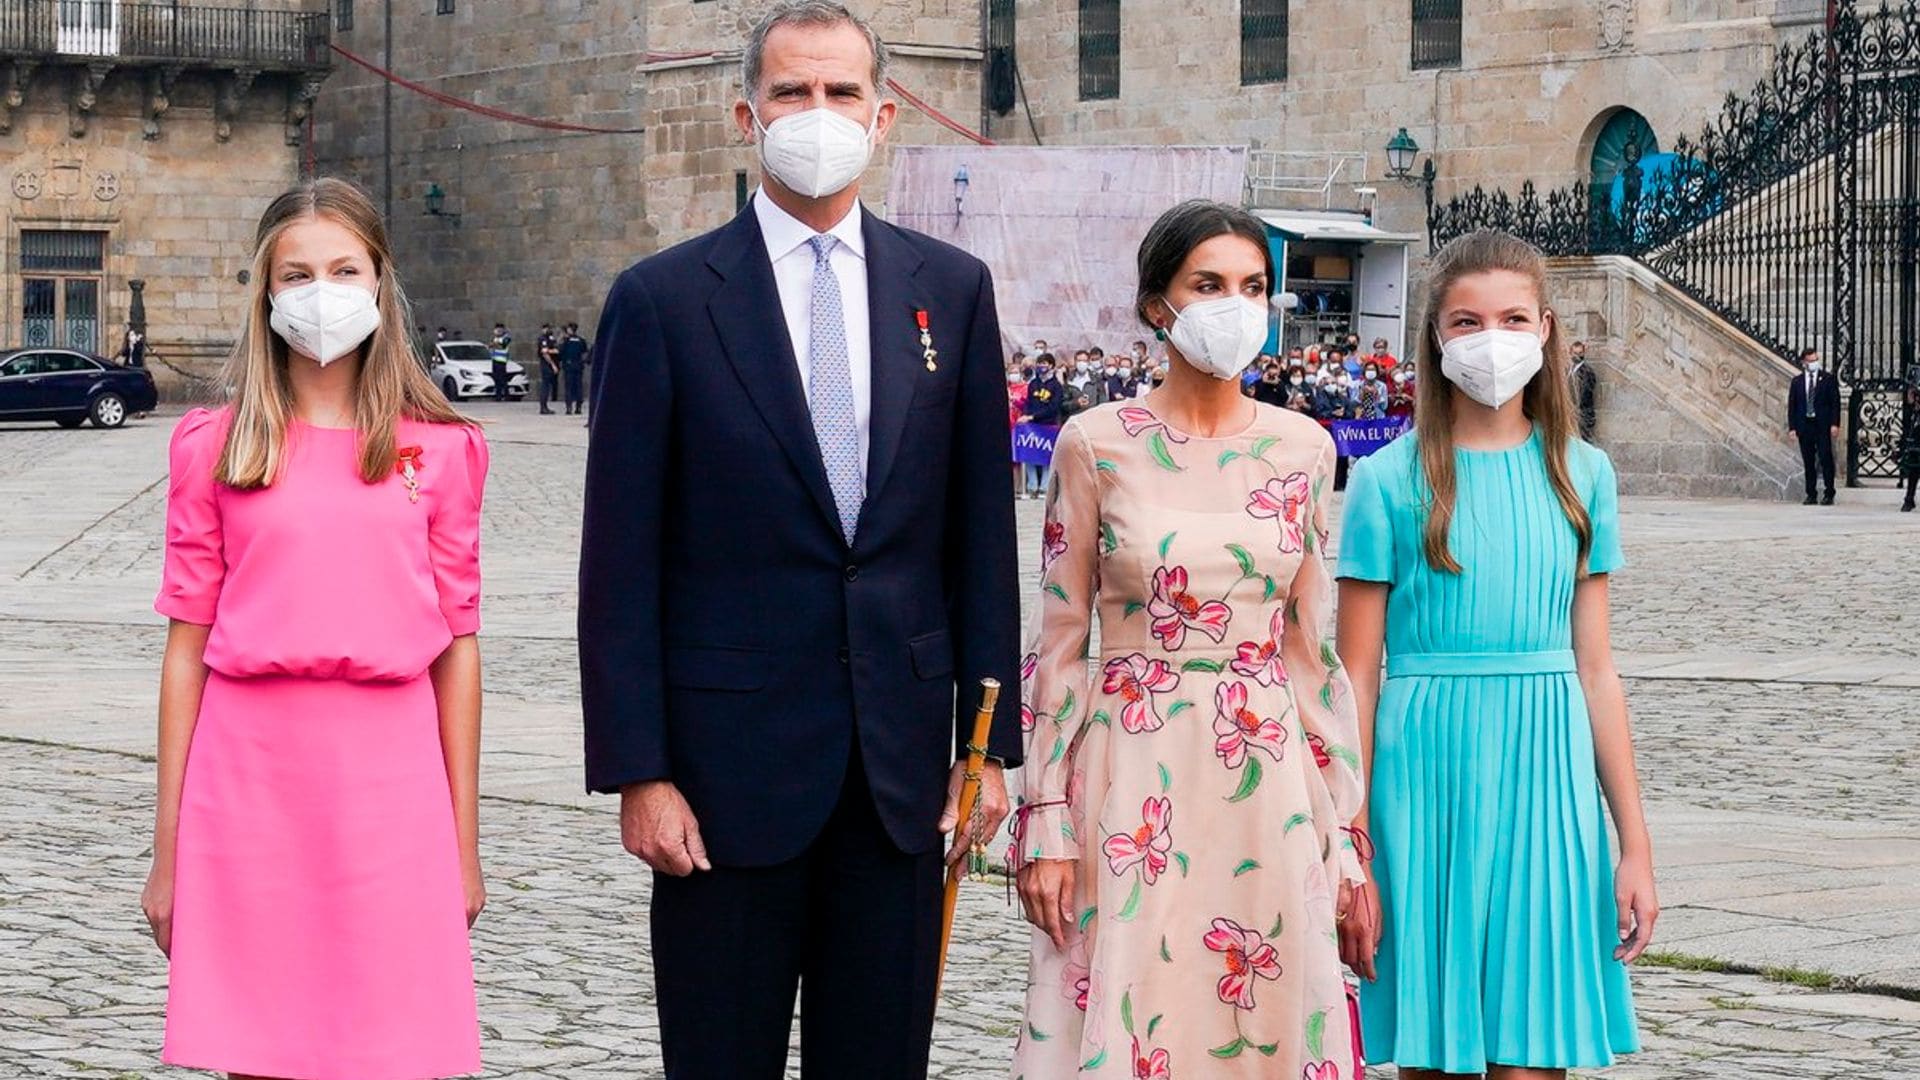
[1338,429,1639,1072]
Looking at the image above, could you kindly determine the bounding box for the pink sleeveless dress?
[155,407,486,1079]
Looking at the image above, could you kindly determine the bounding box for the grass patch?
[1636,949,1734,973]
[1760,964,1838,990]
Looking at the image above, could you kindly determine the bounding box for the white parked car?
[430,341,528,401]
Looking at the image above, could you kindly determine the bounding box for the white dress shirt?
[754,188,873,479]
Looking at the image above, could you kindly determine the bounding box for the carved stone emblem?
[50,163,82,200]
[1599,0,1632,51]
[94,172,119,201]
[12,171,41,199]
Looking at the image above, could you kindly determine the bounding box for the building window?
[1412,0,1463,70]
[1077,0,1119,102]
[336,0,353,32]
[436,0,455,15]
[21,230,106,274]
[986,0,1016,115]
[1241,0,1288,85]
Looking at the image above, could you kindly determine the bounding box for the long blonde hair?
[1413,230,1592,574]
[216,178,470,489]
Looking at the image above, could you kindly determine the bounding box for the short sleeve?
[1585,447,1625,576]
[429,425,489,636]
[1336,451,1394,583]
[155,409,226,625]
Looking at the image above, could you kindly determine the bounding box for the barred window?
[1078,0,1119,102]
[21,230,106,273]
[335,0,353,32]
[436,0,455,15]
[1241,0,1289,86]
[1412,0,1463,70]
[987,0,1016,115]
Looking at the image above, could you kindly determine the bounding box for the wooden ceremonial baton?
[937,678,1001,994]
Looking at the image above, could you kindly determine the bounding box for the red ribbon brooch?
[916,309,938,373]
[395,445,424,503]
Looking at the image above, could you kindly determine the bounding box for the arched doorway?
[1588,108,1658,190]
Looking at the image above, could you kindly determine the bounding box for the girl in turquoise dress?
[1334,230,1657,1078]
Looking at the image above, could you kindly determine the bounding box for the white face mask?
[1104,366,1117,377]
[751,104,877,199]
[269,280,380,367]
[1164,296,1270,381]
[1439,327,1545,409]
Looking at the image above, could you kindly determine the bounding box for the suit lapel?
[705,210,844,539]
[860,213,930,518]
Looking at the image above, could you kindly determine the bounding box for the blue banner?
[1013,423,1060,466]
[1330,417,1411,458]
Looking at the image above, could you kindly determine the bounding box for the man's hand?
[620,780,712,877]
[938,760,1009,868]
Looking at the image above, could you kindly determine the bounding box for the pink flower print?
[1246,471,1312,553]
[1203,917,1281,1010]
[1302,1064,1341,1080]
[1102,653,1181,733]
[1306,730,1332,769]
[1060,940,1091,1012]
[1212,681,1289,770]
[1132,1037,1172,1079]
[1102,796,1173,884]
[1041,519,1068,573]
[1147,566,1232,651]
[1019,652,1039,732]
[1229,609,1289,687]
[1117,405,1190,443]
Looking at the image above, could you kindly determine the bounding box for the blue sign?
[1330,417,1411,458]
[1013,423,1060,466]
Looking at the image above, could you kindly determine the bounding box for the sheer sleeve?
[154,408,226,626]
[429,425,490,636]
[1585,446,1625,576]
[1282,440,1368,884]
[1335,450,1394,583]
[1016,420,1100,867]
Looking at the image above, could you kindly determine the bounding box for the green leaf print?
[1147,1013,1164,1037]
[1157,531,1178,561]
[1028,1022,1050,1043]
[1303,527,1316,555]
[1047,740,1065,765]
[1096,458,1119,474]
[1045,582,1070,603]
[1305,1009,1327,1061]
[1167,700,1194,719]
[1210,1036,1249,1059]
[1159,935,1172,962]
[1283,812,1311,834]
[1313,472,1326,500]
[1100,521,1119,555]
[1250,436,1279,459]
[1057,689,1076,723]
[1261,575,1278,601]
[1180,658,1225,675]
[1121,990,1135,1035]
[1157,762,1171,793]
[1318,683,1334,711]
[1173,851,1190,876]
[1217,449,1243,468]
[1319,640,1341,670]
[1082,1048,1107,1071]
[1257,1042,1280,1056]
[1227,756,1263,802]
[1090,709,1112,728]
[1123,601,1146,618]
[1232,859,1260,877]
[1117,878,1144,922]
[1268,912,1285,938]
[1329,745,1362,769]
[1286,597,1301,625]
[1148,431,1184,472]
[1227,543,1258,578]
[1078,906,1098,932]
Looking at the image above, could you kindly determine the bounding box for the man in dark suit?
[577,4,1021,1077]
[1786,346,1841,505]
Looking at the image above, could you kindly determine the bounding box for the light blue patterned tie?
[807,235,863,544]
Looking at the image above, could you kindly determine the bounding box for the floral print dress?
[1012,401,1366,1080]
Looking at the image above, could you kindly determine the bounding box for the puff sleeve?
[155,409,226,625]
[428,425,489,636]
[1016,420,1100,867]
[1585,446,1625,576]
[1283,440,1369,885]
[1335,449,1394,584]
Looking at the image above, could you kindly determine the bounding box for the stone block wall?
[1548,255,1802,499]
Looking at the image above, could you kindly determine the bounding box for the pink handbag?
[1348,981,1366,1075]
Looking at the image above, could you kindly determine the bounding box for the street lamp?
[953,165,970,221]
[1385,128,1419,179]
[424,182,461,225]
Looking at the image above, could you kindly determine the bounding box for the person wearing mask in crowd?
[1338,229,1650,1077]
[1570,340,1598,440]
[144,178,487,1080]
[1147,363,1168,390]
[1060,385,1094,423]
[1104,356,1135,403]
[1345,331,1363,357]
[118,323,148,368]
[1786,346,1841,506]
[1253,359,1290,406]
[1315,365,1351,421]
[1032,337,1050,358]
[1368,337,1399,373]
[559,322,590,416]
[1343,346,1365,380]
[537,322,560,415]
[1013,198,1362,1080]
[1068,350,1095,397]
[1388,367,1416,419]
[1008,357,1031,496]
[1285,365,1315,415]
[1022,353,1066,498]
[1354,360,1389,420]
[1129,339,1149,369]
[435,326,449,345]
[488,322,512,402]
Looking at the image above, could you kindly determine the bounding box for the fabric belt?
[1385,649,1577,678]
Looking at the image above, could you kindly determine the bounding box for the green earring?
[1154,328,1167,342]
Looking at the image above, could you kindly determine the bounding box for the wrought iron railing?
[1240,0,1289,86]
[0,1,330,69]
[1427,0,1918,480]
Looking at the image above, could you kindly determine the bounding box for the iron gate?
[1427,0,1919,482]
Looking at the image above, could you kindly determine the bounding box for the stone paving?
[2,402,1919,1078]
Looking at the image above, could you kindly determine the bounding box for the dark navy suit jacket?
[579,205,1023,866]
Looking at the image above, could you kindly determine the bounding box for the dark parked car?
[0,347,159,428]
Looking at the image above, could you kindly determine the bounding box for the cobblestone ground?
[3,405,1919,1079]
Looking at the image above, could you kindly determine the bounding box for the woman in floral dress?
[1012,200,1366,1080]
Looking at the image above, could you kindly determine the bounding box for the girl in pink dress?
[140,178,487,1079]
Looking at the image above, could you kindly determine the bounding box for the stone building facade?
[0,0,330,393]
[309,0,987,350]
